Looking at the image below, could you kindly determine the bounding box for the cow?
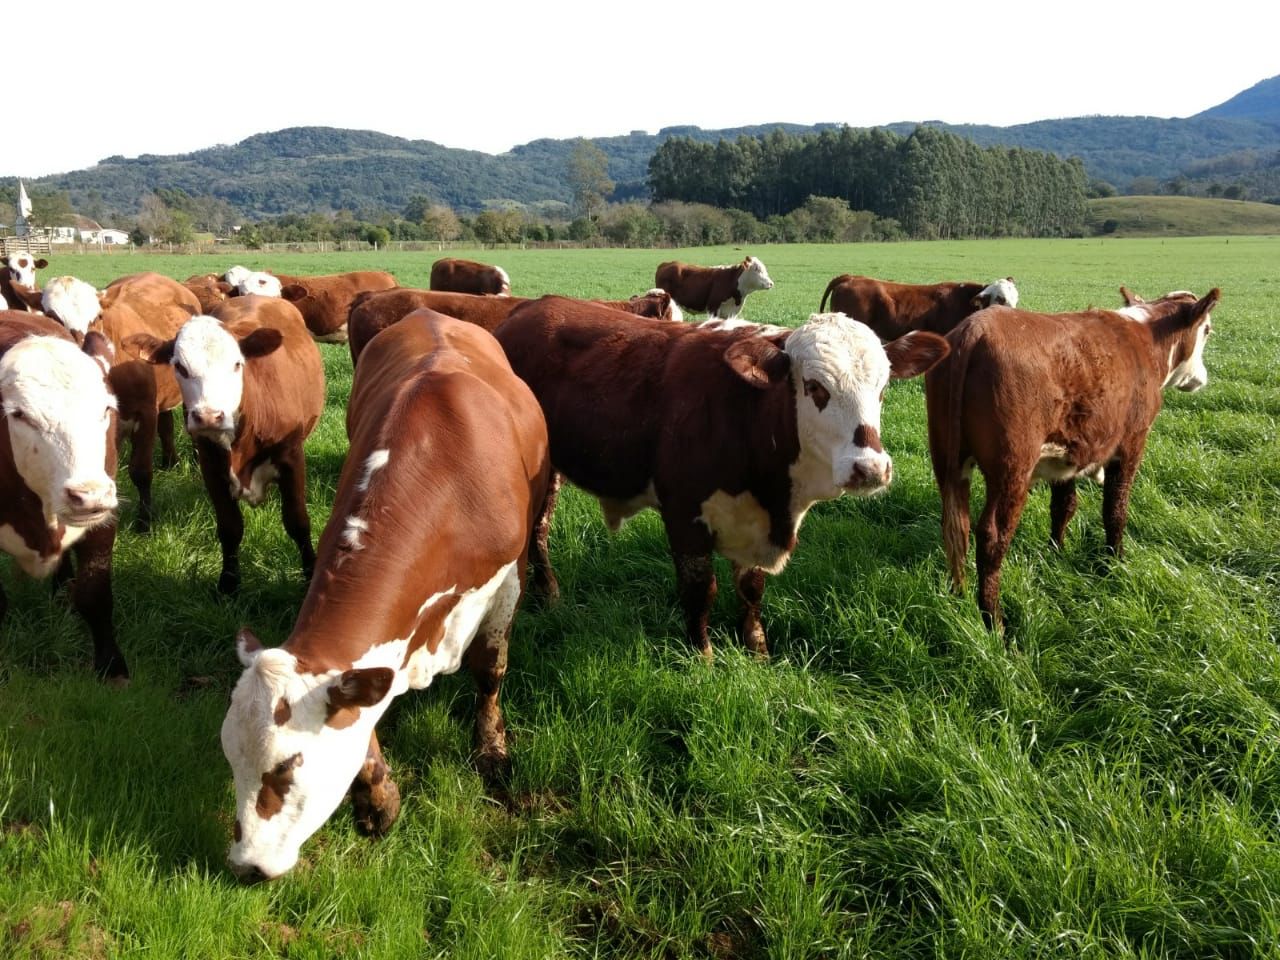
[818,276,1019,342]
[347,288,681,365]
[0,312,127,682]
[236,270,398,343]
[127,296,325,593]
[219,310,551,881]
[40,273,198,531]
[494,296,950,657]
[925,287,1219,632]
[224,265,252,290]
[1,254,47,311]
[184,274,235,313]
[429,257,511,296]
[655,256,774,320]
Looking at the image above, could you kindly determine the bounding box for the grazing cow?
[495,296,949,657]
[1,254,47,310]
[272,271,399,343]
[184,274,235,313]
[655,256,774,320]
[347,288,681,365]
[0,313,127,681]
[41,273,197,530]
[429,257,511,296]
[129,296,325,593]
[819,276,1019,342]
[925,287,1219,632]
[220,310,551,881]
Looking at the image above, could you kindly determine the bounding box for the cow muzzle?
[59,478,118,526]
[843,454,893,495]
[187,407,231,435]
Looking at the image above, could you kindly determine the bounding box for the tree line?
[647,126,1089,239]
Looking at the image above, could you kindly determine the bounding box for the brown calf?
[429,257,511,296]
[925,288,1219,631]
[219,310,551,880]
[271,271,398,343]
[818,276,1019,342]
[655,256,774,319]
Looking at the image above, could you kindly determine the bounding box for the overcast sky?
[9,0,1276,179]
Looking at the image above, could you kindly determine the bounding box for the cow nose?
[233,863,270,885]
[846,458,892,492]
[189,408,226,430]
[63,480,118,514]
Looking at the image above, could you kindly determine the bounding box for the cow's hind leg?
[1103,448,1144,559]
[528,471,561,603]
[350,729,400,838]
[1049,479,1078,550]
[467,564,521,780]
[975,473,1030,637]
[732,563,769,657]
[277,444,316,583]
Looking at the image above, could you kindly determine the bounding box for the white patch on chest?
[598,483,658,531]
[230,461,278,505]
[0,520,85,577]
[697,490,791,573]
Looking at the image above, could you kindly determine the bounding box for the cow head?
[641,289,682,322]
[0,334,117,530]
[738,256,774,295]
[127,315,283,445]
[1118,287,1218,392]
[974,277,1018,309]
[237,272,283,298]
[221,629,395,881]
[2,254,48,289]
[223,265,252,289]
[40,276,103,344]
[726,313,948,496]
[494,266,511,296]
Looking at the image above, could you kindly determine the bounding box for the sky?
[10,0,1276,179]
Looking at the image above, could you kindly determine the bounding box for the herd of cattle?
[0,249,1218,879]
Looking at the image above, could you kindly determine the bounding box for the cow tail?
[819,277,840,313]
[928,325,976,593]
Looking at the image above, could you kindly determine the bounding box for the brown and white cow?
[429,257,511,297]
[495,296,949,657]
[220,310,551,881]
[41,273,197,531]
[233,270,398,343]
[925,287,1218,632]
[347,288,681,365]
[818,276,1019,342]
[129,296,325,593]
[655,256,774,320]
[184,274,235,313]
[0,254,47,311]
[0,313,127,681]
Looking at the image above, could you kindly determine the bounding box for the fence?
[0,235,54,256]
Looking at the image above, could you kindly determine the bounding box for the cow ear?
[236,627,263,667]
[238,328,284,359]
[1187,288,1220,326]
[125,333,175,365]
[216,281,233,296]
[82,332,115,374]
[724,336,791,389]
[885,331,950,380]
[280,284,307,302]
[34,258,48,269]
[1119,286,1144,306]
[329,667,394,710]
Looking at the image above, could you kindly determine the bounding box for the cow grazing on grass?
[429,257,511,296]
[925,287,1219,632]
[1,254,47,311]
[495,296,949,657]
[819,276,1019,342]
[129,296,325,593]
[0,313,127,681]
[237,271,398,343]
[220,310,551,881]
[185,274,235,313]
[655,256,774,320]
[347,288,681,365]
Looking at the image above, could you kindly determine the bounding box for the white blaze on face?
[224,265,251,288]
[494,266,511,295]
[41,276,101,339]
[237,272,282,297]
[7,255,38,288]
[980,277,1019,308]
[1166,315,1212,392]
[170,316,247,442]
[738,256,774,295]
[784,313,893,496]
[0,337,117,526]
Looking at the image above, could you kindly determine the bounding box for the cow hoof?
[133,516,152,535]
[106,675,131,690]
[217,573,241,596]
[473,747,511,784]
[352,779,401,838]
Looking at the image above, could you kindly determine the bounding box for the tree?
[29,191,74,228]
[136,193,172,241]
[567,140,614,221]
[364,226,391,248]
[421,205,462,240]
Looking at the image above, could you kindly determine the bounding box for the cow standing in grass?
[818,276,1019,341]
[655,256,774,320]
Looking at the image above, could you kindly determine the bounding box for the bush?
[364,226,391,248]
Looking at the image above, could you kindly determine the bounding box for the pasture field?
[2,238,1278,958]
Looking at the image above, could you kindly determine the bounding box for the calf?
[275,271,398,343]
[220,310,550,881]
[1,254,47,311]
[429,257,511,296]
[925,287,1218,631]
[495,296,949,657]
[819,276,1019,342]
[655,256,774,320]
[129,296,325,593]
[0,313,126,681]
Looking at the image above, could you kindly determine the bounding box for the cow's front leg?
[666,514,717,658]
[197,441,244,595]
[732,563,769,657]
[350,730,400,838]
[157,408,178,469]
[72,521,128,684]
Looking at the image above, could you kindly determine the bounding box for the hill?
[1084,195,1280,236]
[1197,74,1280,122]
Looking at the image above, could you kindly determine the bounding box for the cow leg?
[71,521,127,685]
[732,564,769,657]
[0,577,8,628]
[466,566,520,780]
[1103,453,1142,559]
[51,552,75,597]
[128,405,159,534]
[974,475,1030,636]
[157,408,178,469]
[277,444,315,583]
[197,442,244,595]
[350,729,400,838]
[1049,479,1078,550]
[528,471,561,603]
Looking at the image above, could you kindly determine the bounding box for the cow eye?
[234,361,244,373]
[803,379,830,411]
[8,408,25,422]
[174,362,190,379]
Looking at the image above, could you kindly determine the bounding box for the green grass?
[1086,196,1280,238]
[3,239,1278,958]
